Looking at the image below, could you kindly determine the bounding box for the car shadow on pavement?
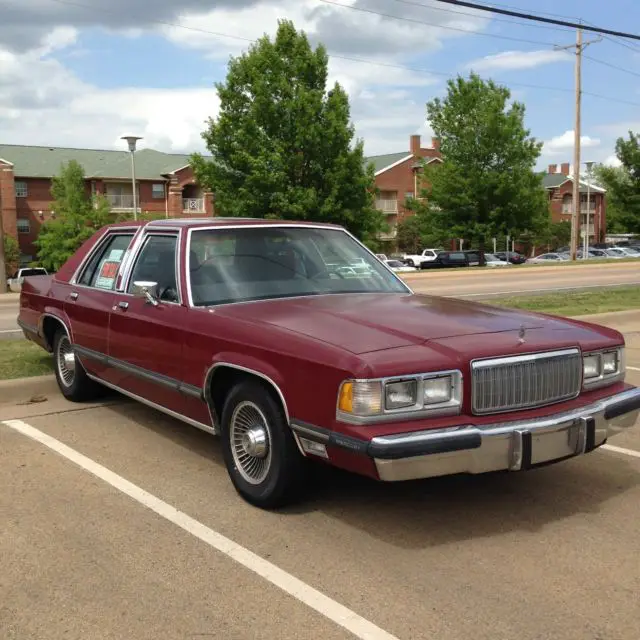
[291,456,640,548]
[105,398,639,549]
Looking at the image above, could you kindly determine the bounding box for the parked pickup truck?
[17,218,640,509]
[402,248,441,268]
[8,267,48,292]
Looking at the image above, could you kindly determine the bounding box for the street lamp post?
[584,161,594,258]
[121,136,142,221]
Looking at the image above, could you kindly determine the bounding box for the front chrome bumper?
[369,388,640,482]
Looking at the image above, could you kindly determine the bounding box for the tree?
[420,73,548,263]
[594,133,640,234]
[3,235,19,277]
[191,19,384,243]
[396,207,451,254]
[35,160,114,272]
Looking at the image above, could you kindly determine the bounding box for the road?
[403,260,640,298]
[2,319,639,639]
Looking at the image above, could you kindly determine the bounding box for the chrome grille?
[471,349,582,415]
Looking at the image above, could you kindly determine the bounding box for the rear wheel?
[220,379,307,509]
[53,328,102,402]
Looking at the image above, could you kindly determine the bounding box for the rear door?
[65,231,136,378]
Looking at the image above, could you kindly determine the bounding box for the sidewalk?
[0,292,20,305]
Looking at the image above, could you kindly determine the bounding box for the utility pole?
[555,28,601,261]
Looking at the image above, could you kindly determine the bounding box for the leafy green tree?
[594,134,640,234]
[420,73,548,264]
[191,19,384,243]
[35,160,113,271]
[396,209,450,253]
[3,235,20,277]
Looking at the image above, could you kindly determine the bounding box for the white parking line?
[602,444,640,459]
[1,419,399,640]
[627,366,640,372]
[0,329,21,334]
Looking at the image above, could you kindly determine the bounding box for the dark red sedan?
[17,218,640,508]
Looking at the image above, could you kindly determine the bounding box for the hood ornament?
[518,325,526,344]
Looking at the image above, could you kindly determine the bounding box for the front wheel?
[220,379,307,509]
[53,328,102,402]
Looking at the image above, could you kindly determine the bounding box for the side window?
[127,235,179,303]
[78,234,134,289]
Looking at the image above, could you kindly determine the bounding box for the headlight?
[424,376,453,404]
[583,354,602,380]
[583,347,624,388]
[337,370,462,424]
[603,351,619,374]
[385,379,418,410]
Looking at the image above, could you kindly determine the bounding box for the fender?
[204,352,290,424]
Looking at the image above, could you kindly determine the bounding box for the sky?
[1,0,639,170]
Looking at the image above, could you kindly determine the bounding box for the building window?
[17,218,30,234]
[152,183,166,199]
[15,181,28,197]
[19,254,33,266]
[405,191,414,201]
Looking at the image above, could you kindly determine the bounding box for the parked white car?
[402,249,442,268]
[607,247,640,258]
[7,267,48,292]
[484,253,512,267]
[528,253,569,263]
[384,259,418,273]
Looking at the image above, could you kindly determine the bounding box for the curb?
[0,375,58,405]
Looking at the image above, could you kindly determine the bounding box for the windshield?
[188,226,409,306]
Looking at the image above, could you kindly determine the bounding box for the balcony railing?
[562,202,597,214]
[105,194,137,209]
[375,199,398,214]
[378,228,398,240]
[183,198,205,213]
[580,225,595,236]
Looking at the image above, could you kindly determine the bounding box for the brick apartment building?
[364,134,442,246]
[542,162,606,244]
[0,144,215,265]
[365,138,607,251]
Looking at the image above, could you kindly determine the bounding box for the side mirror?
[132,280,159,306]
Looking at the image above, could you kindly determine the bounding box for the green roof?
[0,144,201,180]
[363,151,410,173]
[542,173,606,193]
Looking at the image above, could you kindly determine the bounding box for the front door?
[65,231,136,377]
[107,232,190,415]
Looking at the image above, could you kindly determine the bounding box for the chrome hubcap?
[230,401,272,485]
[56,335,75,387]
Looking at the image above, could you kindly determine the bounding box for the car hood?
[216,293,600,355]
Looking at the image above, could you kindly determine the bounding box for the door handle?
[69,291,79,300]
[118,301,129,310]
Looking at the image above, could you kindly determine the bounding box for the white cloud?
[0,0,488,156]
[543,129,601,155]
[467,49,569,72]
[603,154,622,167]
[0,36,219,152]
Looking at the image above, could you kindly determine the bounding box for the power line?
[316,0,557,46]
[44,0,640,109]
[583,54,640,79]
[431,0,640,42]
[386,0,576,34]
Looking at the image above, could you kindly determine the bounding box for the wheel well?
[207,366,287,425]
[42,316,67,352]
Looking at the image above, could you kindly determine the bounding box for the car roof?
[140,217,344,231]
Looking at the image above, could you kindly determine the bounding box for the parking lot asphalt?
[2,356,640,638]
